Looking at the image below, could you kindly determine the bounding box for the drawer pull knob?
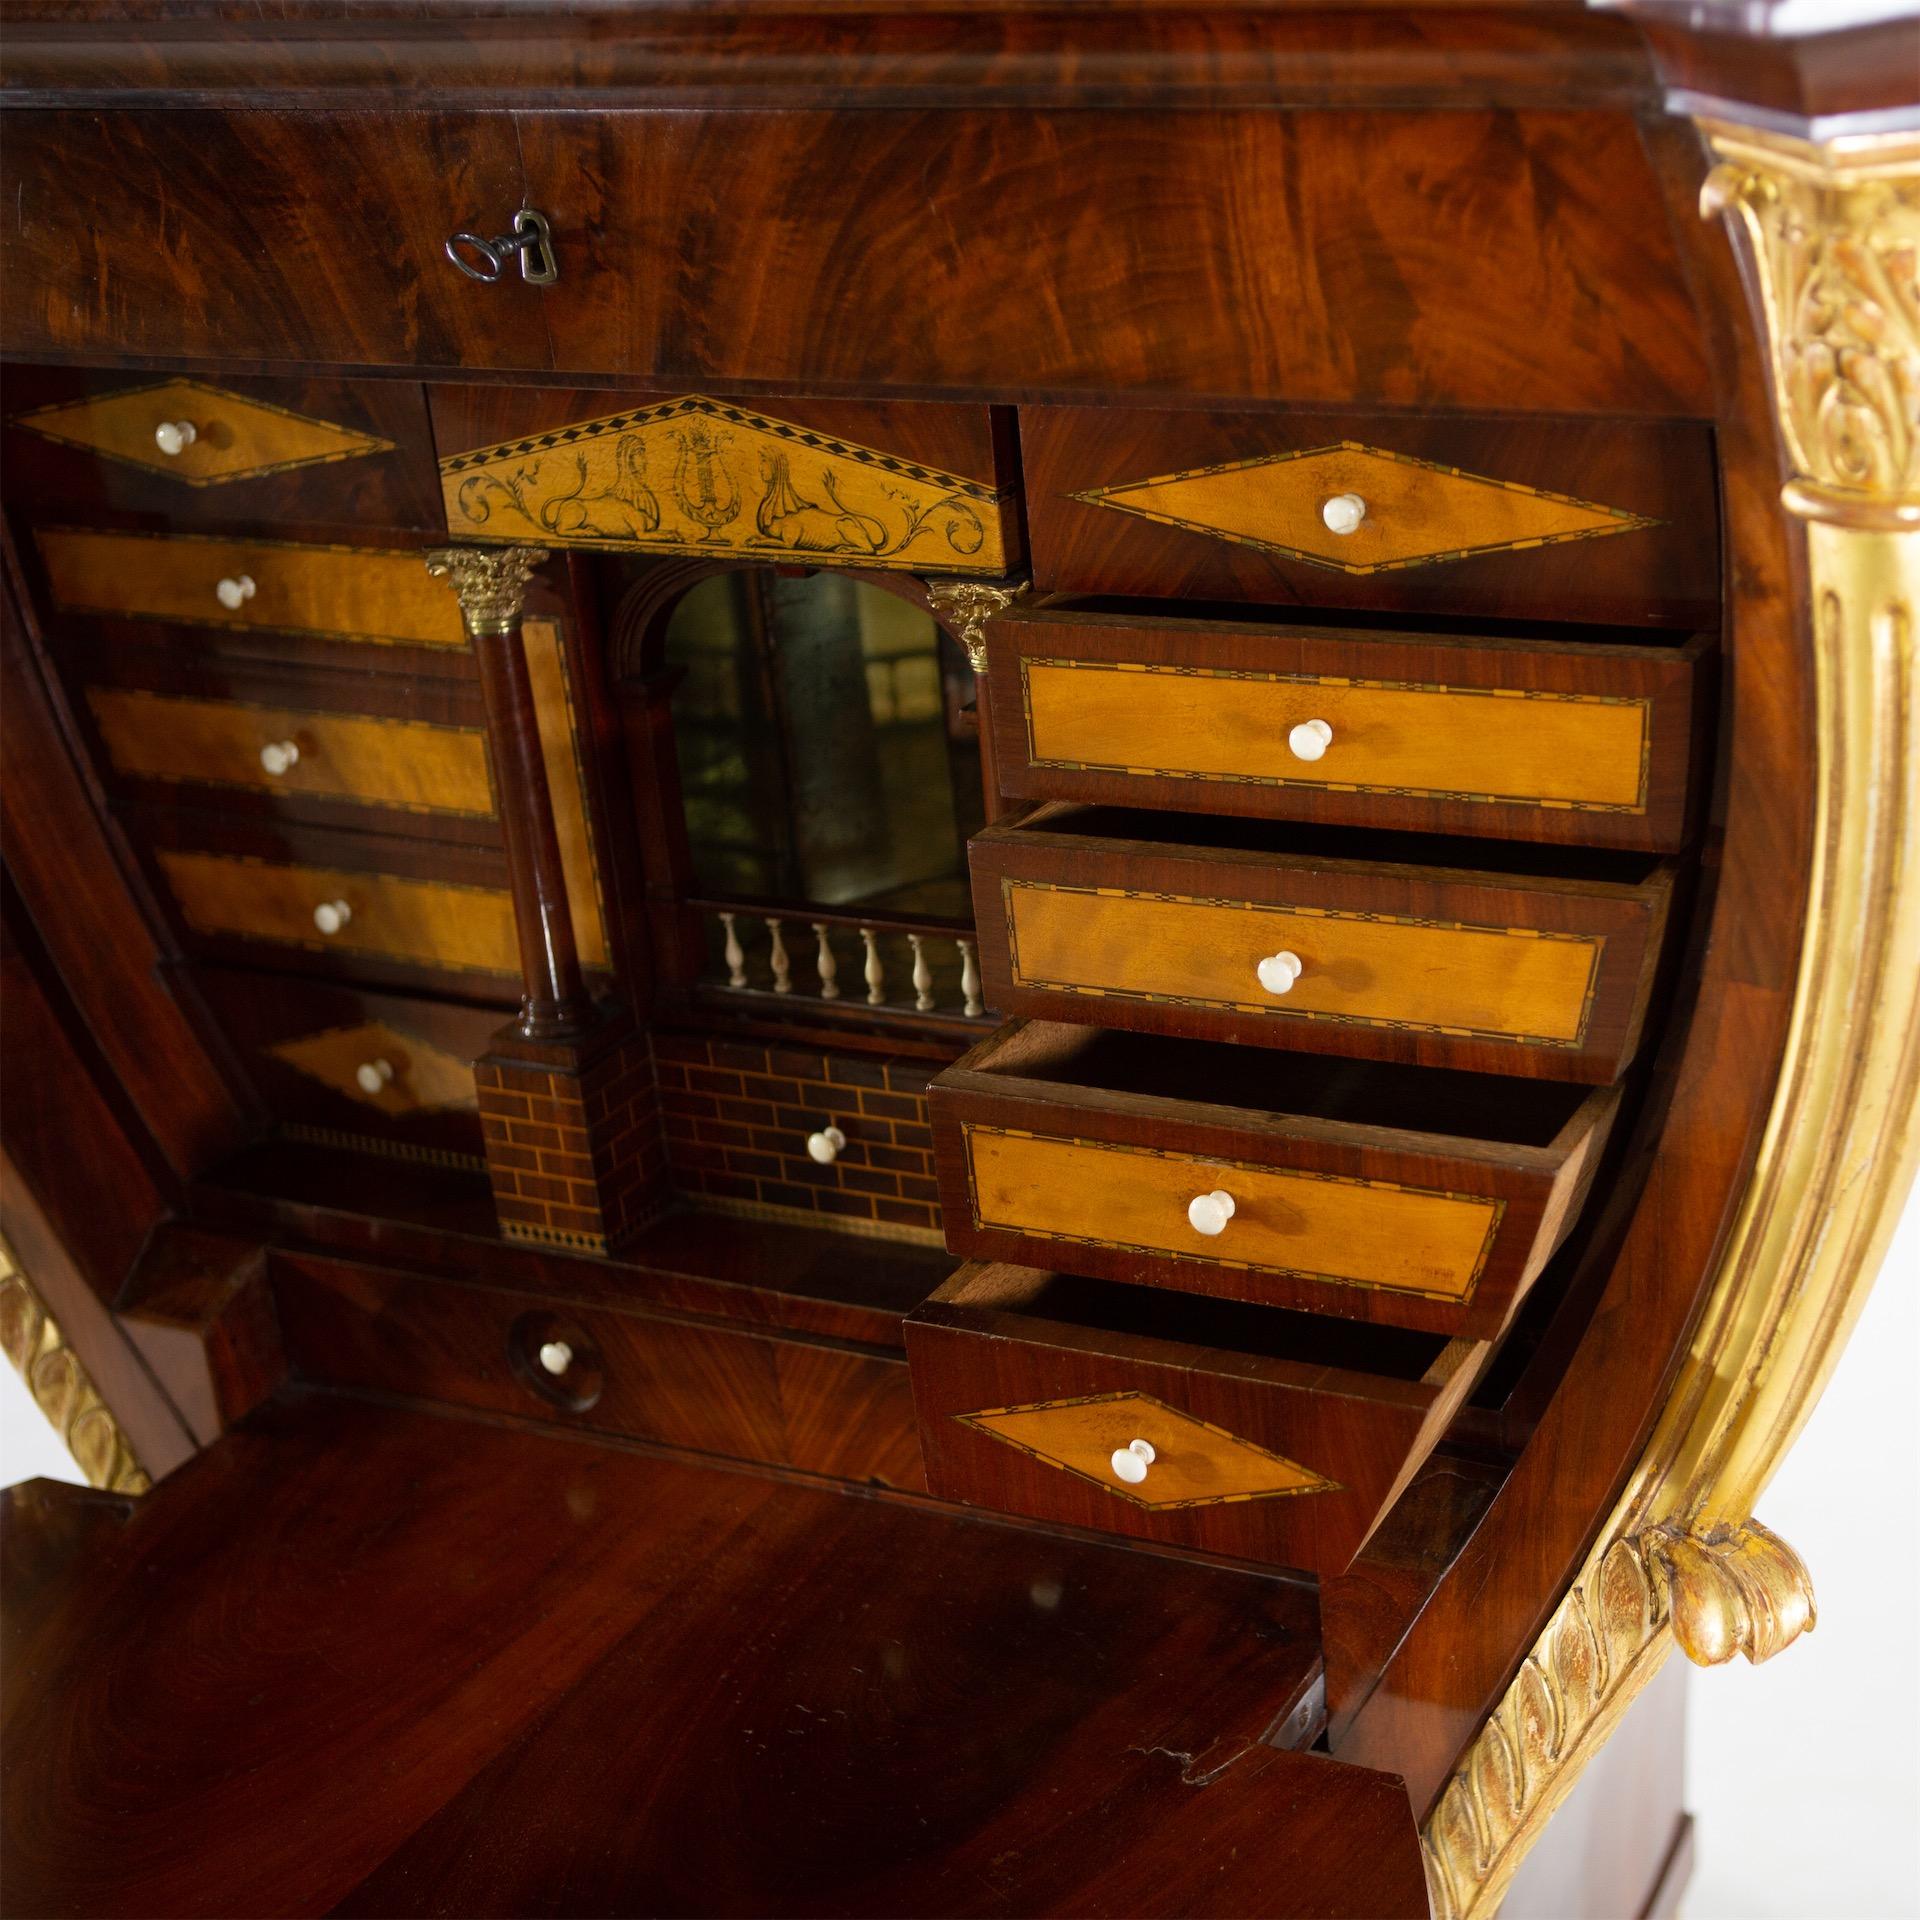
[312,899,352,936]
[806,1125,847,1165]
[215,574,257,610]
[444,207,559,286]
[1110,1438,1157,1485]
[1321,492,1368,536]
[1187,1189,1236,1236]
[354,1058,394,1095]
[1288,719,1333,762]
[1256,951,1303,996]
[153,420,198,456]
[537,1340,574,1377]
[258,739,300,776]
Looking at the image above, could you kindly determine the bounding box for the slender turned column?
[425,545,593,1040]
[925,576,1027,826]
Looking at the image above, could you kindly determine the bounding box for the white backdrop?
[3,1204,1916,1914]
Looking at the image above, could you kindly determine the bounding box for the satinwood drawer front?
[1022,408,1717,629]
[2,368,441,532]
[196,967,497,1164]
[34,527,467,650]
[986,601,1711,853]
[972,805,1672,1082]
[85,686,497,825]
[929,1022,1618,1340]
[906,1261,1489,1571]
[430,387,1022,578]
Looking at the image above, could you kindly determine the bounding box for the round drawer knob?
[215,574,257,610]
[312,899,352,936]
[1187,1189,1236,1236]
[1288,719,1333,763]
[153,420,198,456]
[355,1058,394,1095]
[258,740,300,777]
[1110,1438,1157,1486]
[1256,951,1303,996]
[1321,493,1367,536]
[807,1125,847,1165]
[537,1340,574,1377]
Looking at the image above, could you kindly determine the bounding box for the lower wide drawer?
[930,1021,1618,1340]
[907,1261,1487,1573]
[197,967,499,1165]
[272,1251,927,1491]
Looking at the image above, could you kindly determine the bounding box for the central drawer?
[929,1021,1618,1339]
[972,805,1672,1082]
[907,1261,1489,1573]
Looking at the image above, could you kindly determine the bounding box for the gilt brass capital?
[925,576,1028,673]
[424,543,551,636]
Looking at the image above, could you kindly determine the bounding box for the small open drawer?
[971,804,1673,1082]
[907,1261,1490,1574]
[929,1021,1619,1340]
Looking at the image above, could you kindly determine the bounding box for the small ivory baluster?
[958,937,983,1018]
[767,918,792,994]
[719,910,747,988]
[860,926,886,1006]
[813,923,840,1000]
[908,934,935,1012]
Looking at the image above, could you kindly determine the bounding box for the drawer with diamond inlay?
[928,1021,1618,1341]
[971,805,1672,1083]
[906,1260,1491,1572]
[985,600,1711,853]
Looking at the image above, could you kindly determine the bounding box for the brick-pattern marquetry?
[655,1034,940,1242]
[475,1036,667,1255]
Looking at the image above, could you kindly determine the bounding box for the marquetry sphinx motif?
[441,397,1009,573]
[0,1243,148,1494]
[268,1022,479,1117]
[959,1389,1336,1508]
[10,378,393,485]
[1071,441,1656,574]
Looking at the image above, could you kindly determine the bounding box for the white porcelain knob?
[1110,1438,1156,1485]
[312,899,352,936]
[354,1058,394,1095]
[537,1340,573,1377]
[153,420,197,456]
[215,574,256,610]
[1321,493,1367,536]
[806,1125,846,1165]
[1257,951,1303,996]
[259,740,300,776]
[1187,1190,1236,1237]
[1288,719,1333,762]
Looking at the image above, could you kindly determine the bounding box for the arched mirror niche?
[612,561,995,1043]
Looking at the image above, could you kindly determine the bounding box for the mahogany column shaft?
[471,620,593,1038]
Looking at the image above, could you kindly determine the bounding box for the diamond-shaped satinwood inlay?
[269,1023,477,1117]
[1072,441,1657,575]
[10,379,394,486]
[958,1390,1337,1509]
[438,394,1008,573]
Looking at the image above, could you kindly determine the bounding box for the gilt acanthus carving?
[1642,1518,1818,1667]
[1702,129,1920,520]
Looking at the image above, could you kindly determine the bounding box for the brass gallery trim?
[0,1242,149,1495]
[1421,123,1920,1918]
[961,1122,1506,1305]
[9,375,396,486]
[278,1124,487,1175]
[1071,439,1660,576]
[1016,655,1656,816]
[1000,875,1609,1050]
[956,1389,1341,1510]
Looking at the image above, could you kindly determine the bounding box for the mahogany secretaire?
[1,5,1915,1916]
